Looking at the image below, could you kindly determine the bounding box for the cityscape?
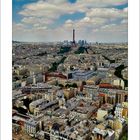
[12,0,128,140]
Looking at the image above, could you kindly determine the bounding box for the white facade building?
[25,119,39,135]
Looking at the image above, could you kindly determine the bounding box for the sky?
[13,0,128,43]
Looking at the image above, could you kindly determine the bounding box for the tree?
[70,66,74,70]
[65,83,78,88]
[55,80,59,86]
[58,84,64,88]
[65,84,70,88]
[72,83,78,88]
[82,81,86,85]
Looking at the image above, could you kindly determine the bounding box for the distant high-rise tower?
[72,29,76,47]
[73,29,75,43]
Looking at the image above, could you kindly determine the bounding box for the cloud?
[92,22,128,42]
[13,18,127,42]
[13,0,128,42]
[76,0,127,7]
[18,0,128,27]
[121,19,128,24]
[100,22,127,32]
[86,8,127,19]
[63,17,108,30]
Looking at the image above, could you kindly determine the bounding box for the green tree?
[58,84,64,88]
[72,83,78,88]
